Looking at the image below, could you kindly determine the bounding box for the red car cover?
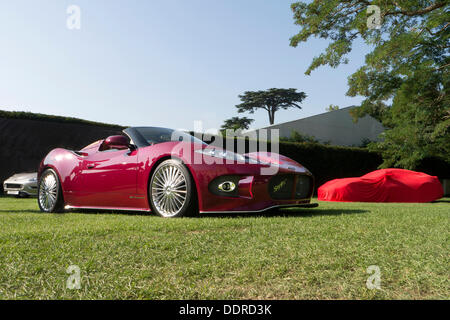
[318,169,443,203]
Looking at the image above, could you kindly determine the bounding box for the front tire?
[149,159,197,218]
[38,169,64,213]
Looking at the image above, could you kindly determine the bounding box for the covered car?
[318,169,443,203]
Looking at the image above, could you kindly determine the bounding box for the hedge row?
[0,110,124,129]
[278,141,383,188]
[207,135,449,188]
[1,110,445,191]
[206,136,383,188]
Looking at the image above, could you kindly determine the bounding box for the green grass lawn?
[0,196,448,300]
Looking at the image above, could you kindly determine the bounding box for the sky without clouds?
[0,0,370,131]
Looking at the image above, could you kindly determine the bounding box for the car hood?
[5,172,37,182]
[244,152,311,174]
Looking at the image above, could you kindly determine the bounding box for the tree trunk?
[268,108,275,125]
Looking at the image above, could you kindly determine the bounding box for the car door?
[79,147,139,208]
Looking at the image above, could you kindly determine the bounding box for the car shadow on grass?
[198,208,369,219]
[0,208,149,216]
[431,199,450,203]
[0,209,41,214]
[64,209,149,216]
[0,207,368,218]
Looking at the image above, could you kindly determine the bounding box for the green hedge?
[278,140,383,188]
[206,135,449,189]
[205,135,382,189]
[0,110,124,129]
[2,110,444,191]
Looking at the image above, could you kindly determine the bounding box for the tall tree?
[290,1,449,169]
[221,116,254,131]
[236,88,307,125]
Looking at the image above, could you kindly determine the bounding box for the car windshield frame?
[123,127,206,148]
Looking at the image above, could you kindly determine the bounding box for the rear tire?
[149,159,197,218]
[38,169,64,213]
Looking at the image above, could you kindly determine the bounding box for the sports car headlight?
[195,148,259,164]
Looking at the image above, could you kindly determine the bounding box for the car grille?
[268,174,313,200]
[5,183,22,189]
[295,175,312,199]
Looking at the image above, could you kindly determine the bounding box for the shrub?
[280,130,320,144]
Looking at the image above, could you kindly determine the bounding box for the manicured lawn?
[0,196,448,299]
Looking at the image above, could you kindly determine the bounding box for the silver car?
[3,172,38,197]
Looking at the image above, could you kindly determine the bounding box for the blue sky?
[0,0,370,131]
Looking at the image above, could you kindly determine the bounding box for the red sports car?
[37,127,316,217]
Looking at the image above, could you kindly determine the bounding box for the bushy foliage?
[326,104,340,112]
[290,1,449,169]
[280,130,320,143]
[220,117,254,136]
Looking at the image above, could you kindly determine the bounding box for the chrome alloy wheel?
[38,173,58,211]
[151,163,188,217]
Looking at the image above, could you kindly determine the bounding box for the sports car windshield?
[128,127,206,147]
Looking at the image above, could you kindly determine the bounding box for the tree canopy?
[220,116,254,132]
[326,104,340,112]
[236,88,307,125]
[290,1,449,169]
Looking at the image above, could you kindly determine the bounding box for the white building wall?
[251,106,385,146]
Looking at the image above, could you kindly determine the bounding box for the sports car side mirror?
[102,135,130,151]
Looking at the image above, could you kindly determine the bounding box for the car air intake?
[268,174,312,200]
[268,175,295,200]
[5,184,22,189]
[295,175,312,199]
